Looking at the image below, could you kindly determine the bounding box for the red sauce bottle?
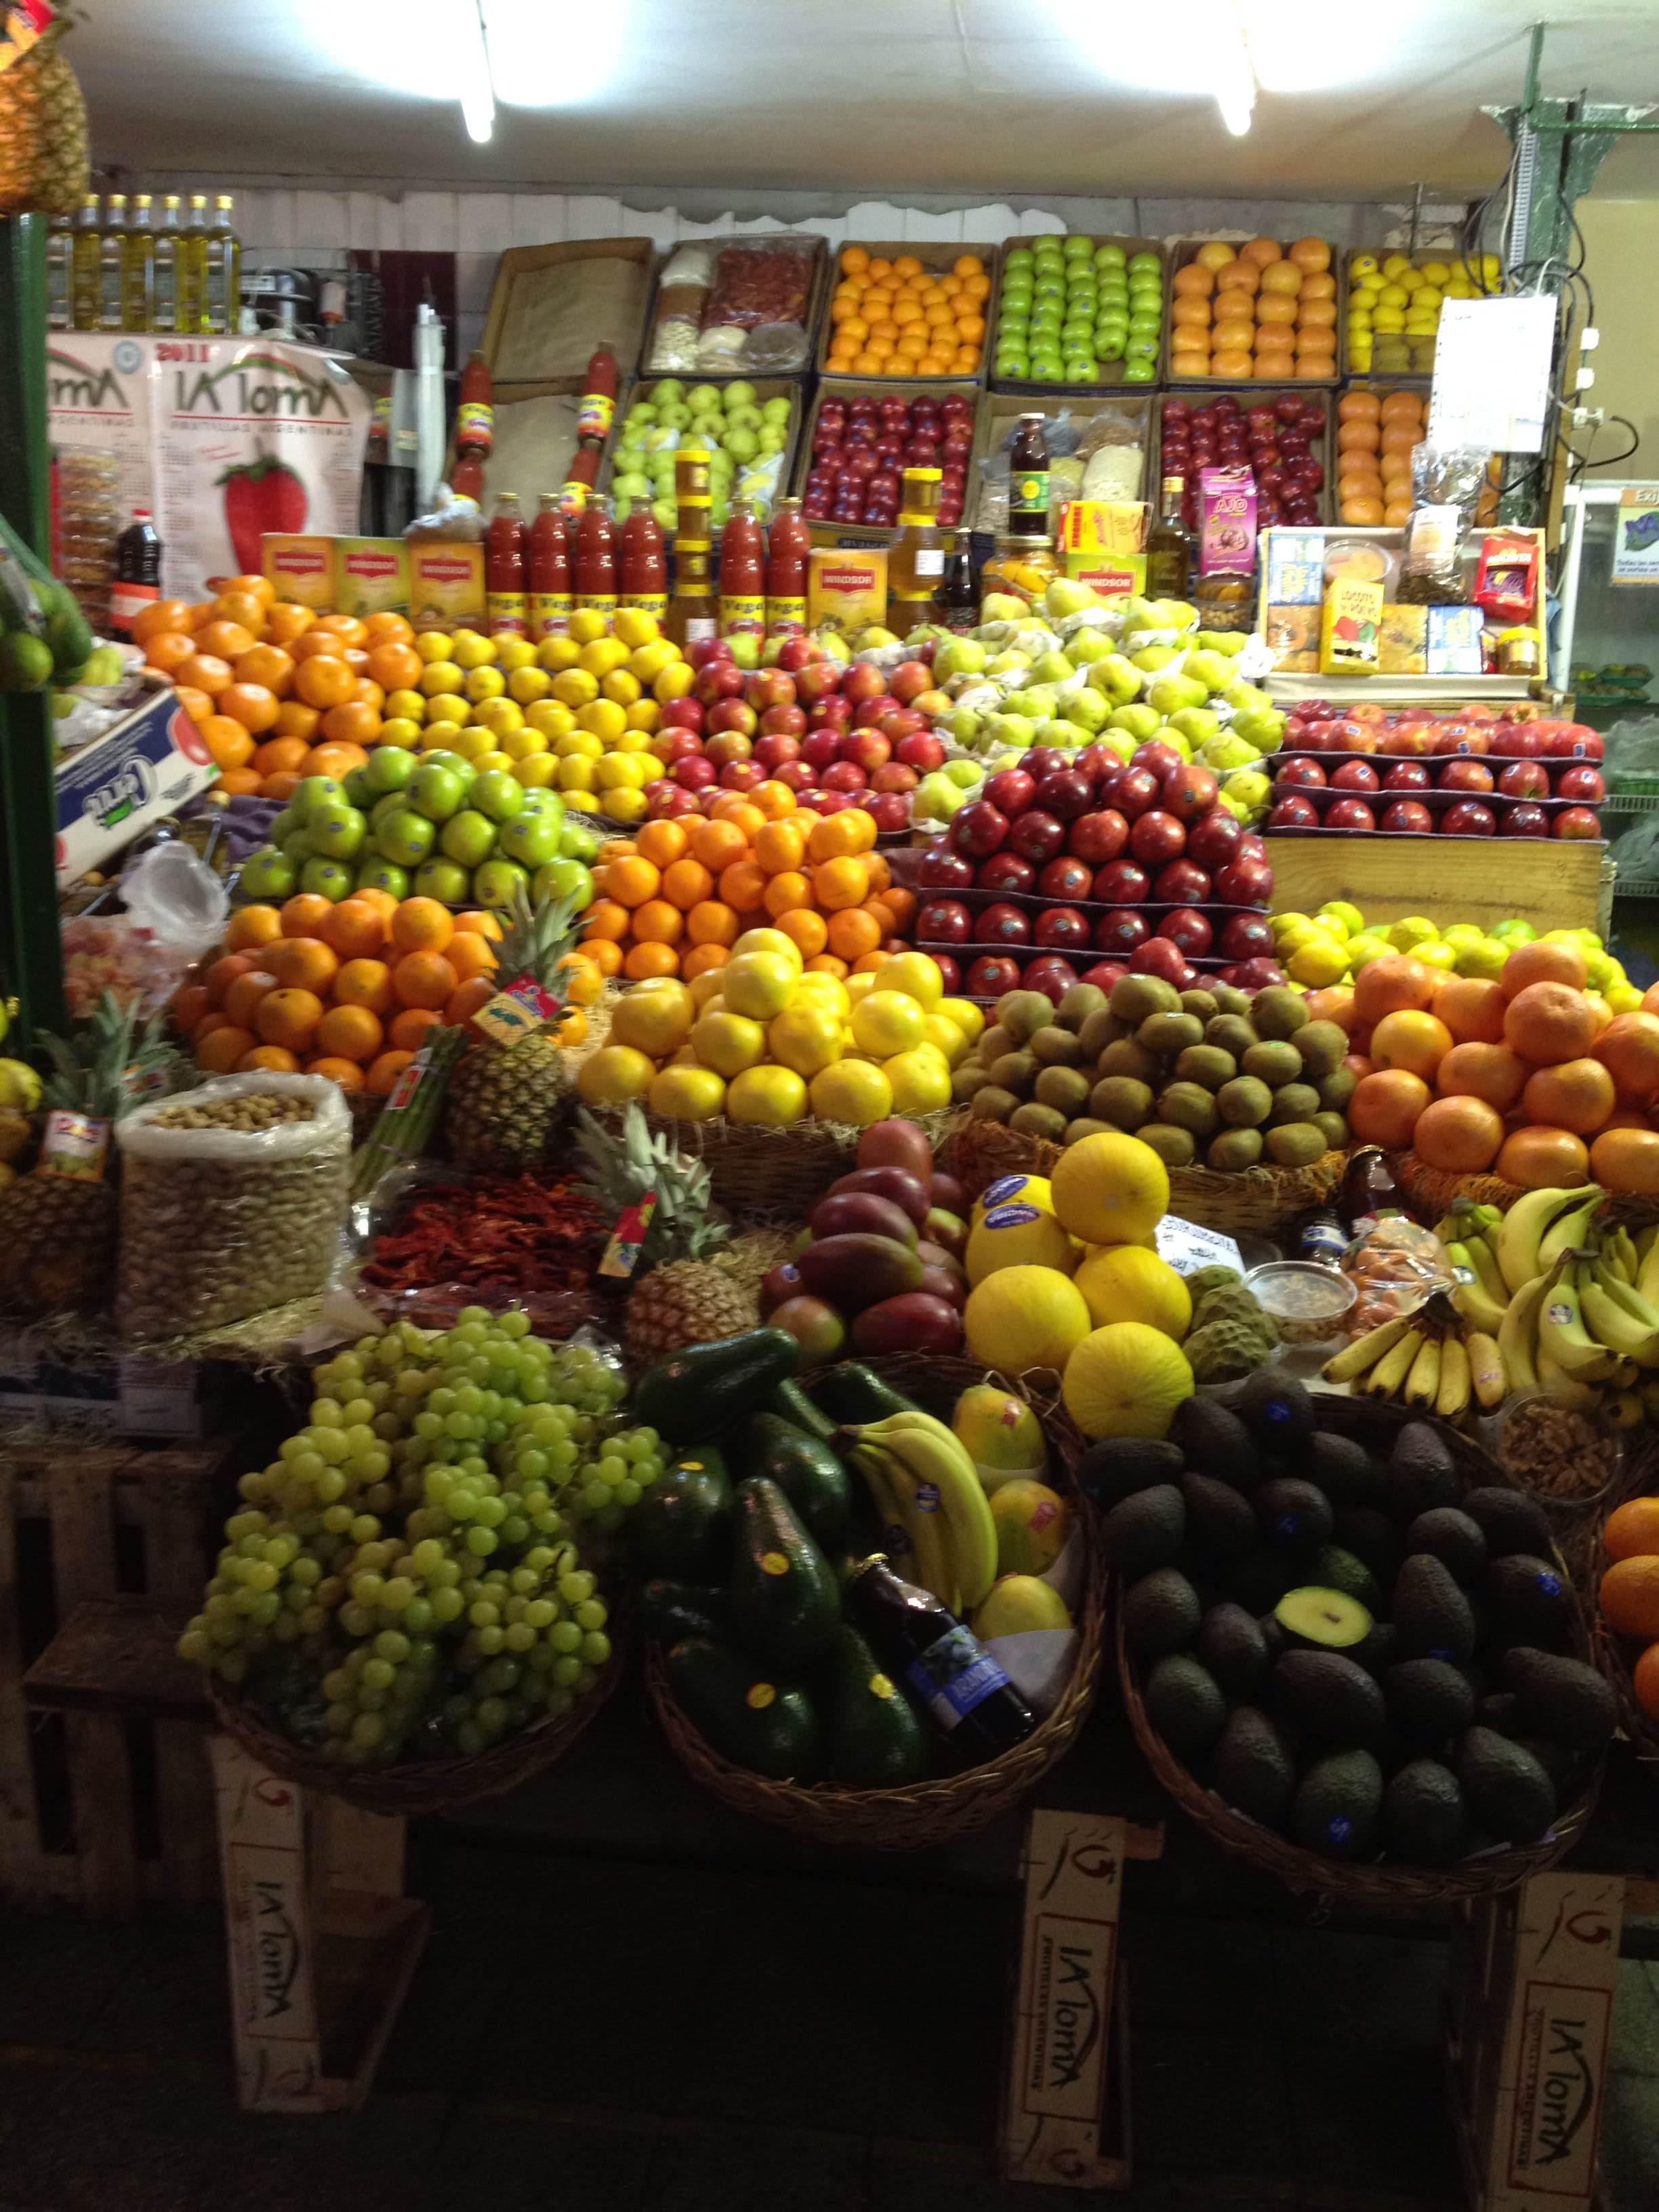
[452,349,493,501]
[765,497,811,637]
[718,500,765,642]
[573,494,617,618]
[484,491,527,634]
[619,508,668,622]
[528,491,572,640]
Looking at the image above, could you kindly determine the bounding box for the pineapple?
[575,1105,758,1366]
[0,993,187,1315]
[443,890,580,1173]
[0,26,89,217]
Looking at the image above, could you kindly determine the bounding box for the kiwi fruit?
[996,990,1056,1044]
[1010,1102,1069,1142]
[1268,1082,1324,1126]
[1158,1081,1221,1138]
[1208,1127,1265,1171]
[1139,1011,1205,1057]
[1063,1117,1115,1145]
[1110,975,1180,1023]
[951,1066,990,1103]
[1266,1122,1328,1168]
[1031,1025,1085,1069]
[1033,1065,1092,1116]
[1098,1038,1160,1084]
[1216,1073,1273,1128]
[1206,1013,1260,1061]
[1318,1066,1358,1112]
[1058,984,1109,1030]
[1176,1044,1237,1090]
[1090,1076,1155,1129]
[1293,1021,1349,1078]
[970,1085,1021,1123]
[1077,1009,1122,1061]
[977,1023,1014,1066]
[1242,1039,1303,1088]
[1251,985,1309,1040]
[1314,1111,1350,1150]
[1136,1122,1197,1167]
[990,1050,1038,1097]
[1212,983,1254,1016]
[1180,989,1219,1021]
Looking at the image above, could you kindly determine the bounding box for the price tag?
[1612,489,1659,587]
[597,1191,657,1280]
[1155,1216,1244,1277]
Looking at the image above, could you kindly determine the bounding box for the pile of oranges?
[134,582,427,800]
[1599,1497,1659,1719]
[825,247,990,379]
[581,802,917,985]
[171,893,597,1096]
[1335,388,1427,527]
[1170,237,1337,382]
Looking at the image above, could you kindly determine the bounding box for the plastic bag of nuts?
[115,1073,351,1338]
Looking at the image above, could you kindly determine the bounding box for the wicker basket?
[941,1118,1346,1237]
[1389,1151,1659,1233]
[1584,1435,1659,1766]
[644,1351,1105,1849]
[208,1617,628,1816]
[607,1105,968,1223]
[1118,1395,1604,1908]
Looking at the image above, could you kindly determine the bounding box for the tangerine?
[131,598,195,645]
[320,899,388,960]
[280,894,336,937]
[388,1006,444,1053]
[293,655,356,710]
[264,602,316,645]
[390,897,455,954]
[1522,1057,1616,1136]
[1502,937,1588,997]
[314,615,369,649]
[178,652,234,697]
[221,970,280,1028]
[1495,1125,1590,1189]
[237,1045,301,1074]
[225,904,283,952]
[1633,1641,1659,1720]
[1594,1012,1659,1104]
[195,1025,257,1073]
[331,958,395,1013]
[308,1057,365,1094]
[1603,1498,1659,1563]
[635,819,689,869]
[1437,1041,1530,1111]
[266,937,340,994]
[270,701,321,743]
[445,976,497,1026]
[234,645,295,697]
[199,715,255,770]
[362,612,415,647]
[1431,974,1507,1044]
[1353,954,1436,1026]
[321,701,382,746]
[1412,1095,1504,1171]
[1601,1555,1659,1640]
[1369,1008,1452,1082]
[255,987,325,1050]
[685,901,739,947]
[316,1004,384,1063]
[1504,981,1597,1065]
[1348,1069,1431,1148]
[365,1050,416,1097]
[194,619,257,662]
[392,951,458,1009]
[1589,1127,1659,1195]
[445,933,497,982]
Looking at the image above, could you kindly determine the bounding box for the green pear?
[981,592,1029,624]
[1198,733,1261,773]
[1065,688,1110,733]
[1222,680,1271,714]
[1231,708,1287,752]
[1097,731,1137,764]
[1120,596,1159,630]
[1044,577,1099,621]
[1029,651,1076,687]
[1168,706,1221,745]
[1108,703,1162,740]
[1196,628,1248,657]
[1222,769,1271,813]
[1130,644,1176,674]
[949,708,983,747]
[944,756,986,787]
[987,713,1035,751]
[986,649,1031,676]
[1183,650,1236,695]
[1147,672,1208,716]
[935,638,987,681]
[1086,653,1143,703]
[1066,626,1113,667]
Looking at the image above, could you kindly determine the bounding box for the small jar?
[1192,570,1254,632]
[981,533,1056,606]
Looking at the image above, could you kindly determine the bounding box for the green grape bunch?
[177,1306,651,1766]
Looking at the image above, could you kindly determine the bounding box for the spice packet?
[1198,467,1256,578]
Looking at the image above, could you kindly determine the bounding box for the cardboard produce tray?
[817,238,996,386]
[1162,236,1343,390]
[1153,388,1336,525]
[987,235,1164,396]
[1339,244,1488,380]
[792,375,981,550]
[480,239,655,388]
[970,387,1155,536]
[638,232,830,384]
[596,375,804,537]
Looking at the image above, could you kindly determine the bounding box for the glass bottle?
[45,212,72,331]
[665,537,717,649]
[203,193,241,337]
[717,500,766,641]
[1146,475,1191,600]
[573,494,617,619]
[619,508,668,621]
[70,193,101,329]
[109,506,162,641]
[1007,412,1052,542]
[484,491,528,636]
[931,529,979,632]
[1340,1146,1406,1235]
[178,193,209,334]
[528,492,573,641]
[886,466,945,630]
[96,194,127,332]
[846,1557,1037,1762]
[150,194,184,333]
[764,497,811,637]
[121,193,155,331]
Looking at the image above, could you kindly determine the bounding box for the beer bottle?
[846,1556,1036,1761]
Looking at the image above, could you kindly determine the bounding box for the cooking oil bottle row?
[47,192,241,335]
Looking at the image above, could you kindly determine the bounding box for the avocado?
[1274,1584,1373,1649]
[1182,1471,1258,1559]
[1256,1478,1334,1555]
[1145,1653,1229,1757]
[998,989,1056,1042]
[1351,1621,1398,1676]
[1110,974,1180,1024]
[1136,1124,1197,1168]
[1208,1130,1266,1173]
[1101,1484,1187,1576]
[1251,985,1309,1040]
[1385,1658,1476,1746]
[1214,1705,1297,1827]
[1265,1123,1329,1169]
[633,1328,802,1446]
[630,1444,735,1581]
[1462,1487,1554,1560]
[1090,1074,1156,1130]
[1517,1734,1582,1796]
[1332,1507,1401,1584]
[1456,1726,1557,1844]
[1292,1020,1350,1079]
[741,1413,854,1551]
[1267,1082,1323,1126]
[769,1377,842,1441]
[1196,1601,1271,1700]
[1384,1760,1468,1865]
[1393,1553,1477,1664]
[1216,1076,1273,1129]
[728,1478,842,1668]
[1226,1370,1315,1454]
[1478,1692,1522,1736]
[1139,1010,1205,1059]
[1311,1544,1383,1614]
[1486,1555,1575,1652]
[1158,1081,1221,1139]
[1097,1038,1161,1084]
[810,1361,922,1425]
[638,1578,731,1643]
[1387,1421,1462,1519]
[1275,1649,1386,1744]
[1227,1547,1294,1613]
[1406,1507,1487,1585]
[1504,1647,1616,1752]
[1031,1024,1086,1068]
[1303,1435,1385,1513]
[1179,989,1219,1023]
[1010,1102,1069,1142]
[824,1624,934,1787]
[1172,1397,1261,1490]
[1076,1435,1186,1510]
[1242,1038,1303,1088]
[1175,1044,1237,1090]
[665,1637,823,1780]
[1058,983,1110,1031]
[1122,1566,1202,1656]
[1294,1748,1382,1860]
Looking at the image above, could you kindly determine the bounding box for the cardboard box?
[334,537,409,618]
[1063,553,1146,601]
[818,237,993,385]
[0,1334,222,1439]
[261,534,335,609]
[480,239,655,384]
[54,687,218,887]
[1380,602,1429,674]
[988,237,1162,396]
[407,543,485,632]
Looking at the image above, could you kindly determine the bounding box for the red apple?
[1489,720,1548,759]
[1330,759,1382,794]
[1325,798,1376,832]
[1068,810,1130,865]
[1159,907,1213,956]
[1187,809,1243,868]
[1153,858,1211,904]
[896,731,946,773]
[1215,855,1273,905]
[1379,799,1433,834]
[852,695,899,730]
[776,760,816,793]
[1023,749,1068,783]
[704,728,753,766]
[1433,724,1490,757]
[1093,857,1150,904]
[775,637,821,673]
[1277,756,1328,789]
[1133,741,1185,783]
[918,899,972,943]
[1555,764,1605,803]
[1008,810,1067,866]
[919,845,975,888]
[1233,956,1288,990]
[1269,794,1319,829]
[661,697,705,735]
[978,851,1037,894]
[1496,760,1551,799]
[1094,909,1149,956]
[706,700,756,740]
[693,661,745,705]
[758,703,806,739]
[719,760,766,794]
[1554,806,1602,839]
[686,638,733,670]
[842,663,888,706]
[796,663,844,705]
[1023,958,1082,1005]
[871,762,919,795]
[1162,764,1219,821]
[754,733,803,773]
[822,760,869,794]
[745,670,796,713]
[1129,811,1187,865]
[888,661,935,705]
[1441,800,1496,836]
[1438,758,1495,794]
[975,902,1031,944]
[1382,760,1432,791]
[802,729,842,773]
[808,695,852,730]
[1110,767,1161,822]
[674,755,717,791]
[1130,937,1189,985]
[1544,724,1603,760]
[1038,855,1094,901]
[1035,771,1094,822]
[932,953,962,994]
[1380,720,1435,758]
[842,729,893,774]
[948,800,1010,858]
[1498,803,1550,837]
[1220,912,1275,960]
[877,708,926,745]
[1078,962,1128,994]
[1035,907,1091,951]
[658,731,703,766]
[864,791,911,834]
[985,769,1038,817]
[1328,718,1381,755]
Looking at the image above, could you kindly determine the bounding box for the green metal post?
[0,213,66,1044]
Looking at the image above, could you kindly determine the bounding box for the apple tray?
[915,887,1269,920]
[1270,776,1603,824]
[983,234,1165,396]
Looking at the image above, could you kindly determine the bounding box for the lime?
[0,631,54,691]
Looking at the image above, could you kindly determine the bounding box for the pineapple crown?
[493,888,583,1031]
[38,991,189,1118]
[573,1103,729,1275]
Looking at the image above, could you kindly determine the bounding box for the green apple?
[1028,651,1076,687]
[470,770,525,825]
[1108,703,1162,740]
[414,857,472,904]
[239,848,298,901]
[499,812,562,868]
[365,745,418,796]
[343,767,375,809]
[308,800,368,861]
[1168,706,1221,746]
[375,808,436,867]
[280,831,314,865]
[472,859,531,910]
[410,763,464,822]
[355,859,409,900]
[1147,672,1207,716]
[1065,688,1109,733]
[1044,577,1099,621]
[1197,733,1260,773]
[1067,627,1114,667]
[532,857,594,908]
[1183,649,1236,695]
[269,806,301,846]
[291,775,342,821]
[944,754,987,787]
[559,819,600,861]
[299,857,354,901]
[441,808,498,868]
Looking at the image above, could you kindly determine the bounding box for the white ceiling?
[73,0,1659,200]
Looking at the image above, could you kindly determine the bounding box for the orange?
[710,797,766,842]
[1633,1642,1659,1721]
[680,942,730,981]
[264,602,316,646]
[203,952,257,1003]
[222,969,280,1029]
[307,741,369,780]
[445,976,497,1027]
[361,610,414,646]
[308,1056,365,1094]
[321,700,383,747]
[270,701,321,743]
[584,938,623,978]
[132,598,195,646]
[331,957,395,1013]
[175,684,216,729]
[294,655,356,710]
[314,614,368,649]
[1594,1012,1659,1104]
[255,987,325,1050]
[1603,1498,1659,1564]
[661,857,714,911]
[754,817,806,875]
[367,641,423,692]
[237,1045,301,1075]
[218,682,281,736]
[763,869,813,919]
[1369,1009,1452,1082]
[211,588,268,631]
[225,904,283,953]
[279,892,334,939]
[827,907,882,963]
[1430,975,1507,1045]
[1522,1057,1616,1136]
[808,806,875,861]
[392,951,458,1010]
[445,932,497,983]
[691,817,750,873]
[199,714,255,771]
[194,619,257,663]
[190,1010,234,1043]
[685,900,739,948]
[582,899,631,944]
[812,856,870,911]
[1412,1095,1504,1172]
[809,954,853,978]
[316,1003,384,1063]
[1437,1040,1530,1112]
[266,937,339,994]
[1348,1069,1431,1148]
[636,819,690,869]
[777,907,828,959]
[1601,1555,1659,1641]
[388,1006,444,1053]
[233,644,295,697]
[365,1049,416,1097]
[1353,954,1437,1028]
[195,1025,257,1073]
[178,652,234,697]
[1495,1124,1590,1190]
[623,942,680,980]
[631,898,683,945]
[1501,938,1587,998]
[752,780,798,822]
[1504,981,1596,1067]
[604,856,662,909]
[1338,391,1382,422]
[320,899,388,960]
[718,860,769,914]
[453,909,503,941]
[390,897,455,954]
[186,601,216,631]
[1590,1127,1659,1195]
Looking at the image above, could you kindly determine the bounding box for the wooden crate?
[1340,244,1486,382]
[1162,236,1343,390]
[970,388,1155,537]
[596,375,804,538]
[640,232,829,385]
[987,236,1163,396]
[1154,387,1336,524]
[0,1437,230,1913]
[1265,829,1608,937]
[480,239,656,384]
[792,375,982,550]
[817,237,996,385]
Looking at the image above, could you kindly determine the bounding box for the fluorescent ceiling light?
[483,0,629,108]
[300,0,626,117]
[460,0,495,141]
[1040,0,1256,135]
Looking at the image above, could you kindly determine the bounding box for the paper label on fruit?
[0,3,53,76]
[472,974,563,1046]
[39,1110,110,1183]
[598,1191,657,1279]
[1154,1216,1244,1277]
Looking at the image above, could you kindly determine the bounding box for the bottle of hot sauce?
[560,342,618,516]
[619,508,668,623]
[452,350,493,503]
[718,501,766,642]
[764,498,811,638]
[527,492,572,641]
[485,491,528,635]
[573,494,617,620]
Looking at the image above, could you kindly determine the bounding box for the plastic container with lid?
[1242,1261,1357,1347]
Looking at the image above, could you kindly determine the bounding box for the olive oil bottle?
[202,194,240,335]
[121,192,155,331]
[96,192,126,331]
[151,195,184,333]
[70,192,101,329]
[178,192,209,334]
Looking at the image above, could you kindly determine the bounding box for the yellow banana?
[1497,1271,1548,1394]
[877,1448,958,1610]
[1607,1226,1641,1285]
[1464,1233,1511,1312]
[1463,1330,1507,1410]
[1535,1261,1616,1380]
[1536,1194,1605,1277]
[1322,1314,1412,1382]
[857,1411,998,1610]
[1363,1326,1425,1401]
[1610,1389,1645,1429]
[1536,1343,1601,1412]
[1580,1261,1659,1366]
[1607,1356,1641,1391]
[1498,1185,1603,1295]
[846,1446,925,1589]
[1448,1244,1508,1336]
[1405,1334,1442,1412]
[1435,1335,1471,1420]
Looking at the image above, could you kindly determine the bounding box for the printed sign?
[1611,488,1659,586]
[1429,295,1557,455]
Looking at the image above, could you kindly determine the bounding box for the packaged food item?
[806,544,887,633]
[705,243,812,334]
[1197,467,1256,577]
[1427,604,1485,675]
[334,536,409,618]
[260,533,335,610]
[1378,602,1429,674]
[407,541,485,631]
[1397,443,1489,605]
[1320,572,1384,675]
[1340,1214,1453,1336]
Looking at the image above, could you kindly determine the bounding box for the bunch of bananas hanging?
[1322,1287,1505,1422]
[840,1410,1000,1616]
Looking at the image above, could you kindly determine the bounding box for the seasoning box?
[1379,602,1429,674]
[408,543,486,632]
[1062,552,1145,600]
[333,537,409,618]
[1427,604,1486,676]
[806,544,888,634]
[1319,574,1383,676]
[261,534,335,610]
[1060,501,1147,556]
[1261,528,1325,673]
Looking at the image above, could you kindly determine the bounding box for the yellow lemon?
[1607,983,1645,1015]
[500,727,548,761]
[446,725,491,760]
[1387,915,1439,952]
[691,1008,766,1077]
[539,636,581,672]
[568,609,610,647]
[808,1060,894,1126]
[629,640,679,683]
[450,629,497,670]
[964,1266,1092,1376]
[851,989,925,1056]
[516,754,556,787]
[1062,1323,1193,1440]
[625,700,661,735]
[1050,1132,1168,1246]
[466,664,506,703]
[575,1044,655,1108]
[578,697,628,744]
[494,636,538,672]
[385,688,426,722]
[1317,901,1364,937]
[609,788,647,823]
[565,790,601,812]
[731,928,804,973]
[844,972,879,1007]
[414,630,453,664]
[1286,934,1349,989]
[872,951,943,1010]
[1073,1245,1191,1340]
[577,636,630,680]
[422,693,469,726]
[882,1048,951,1113]
[474,697,524,737]
[1345,931,1391,972]
[722,951,798,1022]
[613,608,661,650]
[601,668,642,708]
[508,665,552,705]
[648,1064,726,1121]
[552,668,600,710]
[613,978,695,1056]
[380,717,423,747]
[473,749,514,776]
[924,1014,968,1065]
[966,1204,1078,1287]
[527,699,577,739]
[419,660,465,697]
[557,756,596,792]
[726,1065,808,1126]
[654,661,695,703]
[768,998,844,1078]
[938,997,984,1045]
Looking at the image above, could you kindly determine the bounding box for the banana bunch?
[840,1410,1000,1616]
[1323,1294,1505,1422]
